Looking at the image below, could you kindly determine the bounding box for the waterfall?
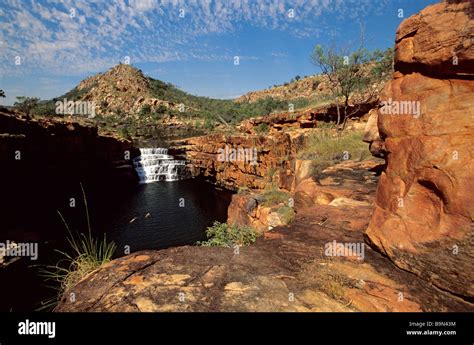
[132,148,187,183]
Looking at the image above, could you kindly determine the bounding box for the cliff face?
[0,108,138,185]
[174,100,376,193]
[365,0,474,299]
[65,64,184,117]
[173,131,307,192]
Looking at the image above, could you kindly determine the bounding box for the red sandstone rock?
[227,192,293,232]
[54,144,472,312]
[365,0,474,299]
[175,132,298,191]
[394,0,474,76]
[362,109,384,158]
[227,193,258,227]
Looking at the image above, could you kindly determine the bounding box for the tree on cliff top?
[370,47,394,81]
[311,44,372,130]
[14,96,39,117]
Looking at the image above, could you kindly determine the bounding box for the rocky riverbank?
[55,159,472,312]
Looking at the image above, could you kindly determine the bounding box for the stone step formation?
[133,148,187,183]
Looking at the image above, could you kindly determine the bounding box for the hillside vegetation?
[19,47,392,141]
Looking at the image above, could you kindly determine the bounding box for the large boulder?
[227,192,294,232]
[365,0,474,299]
[394,0,474,76]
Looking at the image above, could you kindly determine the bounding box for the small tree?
[294,75,301,81]
[0,90,5,98]
[155,104,167,115]
[14,96,39,116]
[370,47,394,81]
[139,104,151,117]
[310,44,372,130]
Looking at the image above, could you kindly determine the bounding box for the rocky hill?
[37,47,392,139]
[57,64,187,117]
[235,74,330,103]
[235,57,391,105]
[41,64,307,141]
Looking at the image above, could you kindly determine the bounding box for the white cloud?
[0,0,388,76]
[271,51,288,58]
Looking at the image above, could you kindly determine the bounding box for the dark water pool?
[94,179,232,252]
[0,178,232,311]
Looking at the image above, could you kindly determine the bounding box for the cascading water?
[133,148,187,183]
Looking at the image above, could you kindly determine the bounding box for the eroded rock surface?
[51,0,474,312]
[173,132,304,191]
[227,192,295,232]
[55,160,473,312]
[365,0,474,299]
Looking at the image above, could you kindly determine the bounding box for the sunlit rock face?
[173,132,301,192]
[365,0,474,299]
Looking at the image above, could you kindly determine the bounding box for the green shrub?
[203,117,214,130]
[237,186,250,194]
[261,187,291,207]
[290,98,310,110]
[32,101,56,117]
[155,104,167,114]
[276,205,295,224]
[318,121,336,130]
[198,221,260,247]
[255,123,269,135]
[370,47,394,82]
[139,104,151,117]
[266,167,277,183]
[14,96,39,116]
[119,127,132,140]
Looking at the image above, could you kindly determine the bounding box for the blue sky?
[0,0,439,105]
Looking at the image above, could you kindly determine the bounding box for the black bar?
[0,313,472,345]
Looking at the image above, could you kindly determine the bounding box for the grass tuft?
[37,183,116,311]
[261,187,291,207]
[276,205,296,224]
